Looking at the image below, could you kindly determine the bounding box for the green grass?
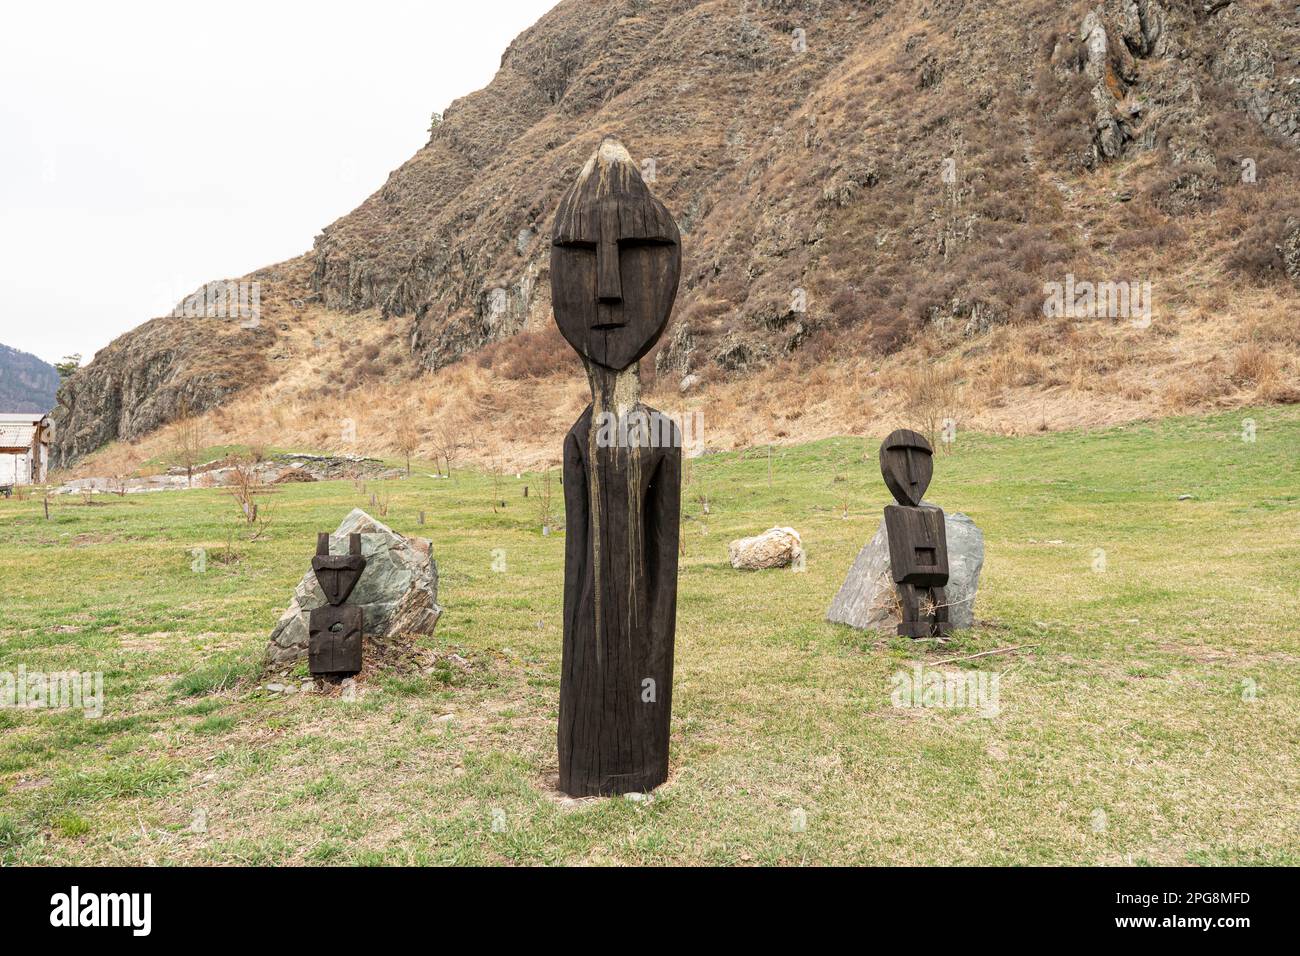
[1,405,1297,865]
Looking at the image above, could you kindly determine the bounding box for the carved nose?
[596,234,622,307]
[595,200,624,315]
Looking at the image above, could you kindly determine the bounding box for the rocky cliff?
[52,0,1300,467]
[48,260,297,467]
[310,0,1300,370]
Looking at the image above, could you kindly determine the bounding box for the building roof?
[0,423,37,450]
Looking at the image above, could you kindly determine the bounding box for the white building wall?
[0,452,32,485]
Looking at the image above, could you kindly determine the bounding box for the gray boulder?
[826,509,984,632]
[266,509,442,666]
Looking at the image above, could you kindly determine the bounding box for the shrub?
[474,325,577,379]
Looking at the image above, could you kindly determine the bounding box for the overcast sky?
[0,0,560,366]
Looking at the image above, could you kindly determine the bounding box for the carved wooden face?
[880,428,934,506]
[312,532,366,606]
[551,137,681,371]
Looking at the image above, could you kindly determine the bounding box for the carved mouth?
[590,322,625,331]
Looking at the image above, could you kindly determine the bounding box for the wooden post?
[552,136,682,797]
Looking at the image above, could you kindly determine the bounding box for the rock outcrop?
[49,314,274,468]
[266,509,442,666]
[48,260,307,468]
[1283,218,1300,284]
[55,453,399,496]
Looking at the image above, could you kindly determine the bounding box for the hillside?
[52,0,1300,474]
[0,344,59,413]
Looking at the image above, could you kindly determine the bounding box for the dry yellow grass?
[58,276,1299,482]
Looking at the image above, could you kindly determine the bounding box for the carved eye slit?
[553,237,674,250]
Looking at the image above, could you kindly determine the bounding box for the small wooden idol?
[879,429,951,639]
[308,532,366,676]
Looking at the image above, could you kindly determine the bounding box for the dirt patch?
[535,767,681,808]
[69,532,116,547]
[273,468,316,484]
[261,635,481,694]
[1156,642,1235,663]
[118,633,180,652]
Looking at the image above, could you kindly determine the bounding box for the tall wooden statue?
[309,531,366,676]
[880,429,952,639]
[552,136,682,796]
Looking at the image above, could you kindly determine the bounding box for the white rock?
[728,526,803,570]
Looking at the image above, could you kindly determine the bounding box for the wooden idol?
[308,531,366,676]
[880,429,952,639]
[551,136,682,796]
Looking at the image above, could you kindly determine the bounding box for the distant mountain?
[0,343,59,413]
